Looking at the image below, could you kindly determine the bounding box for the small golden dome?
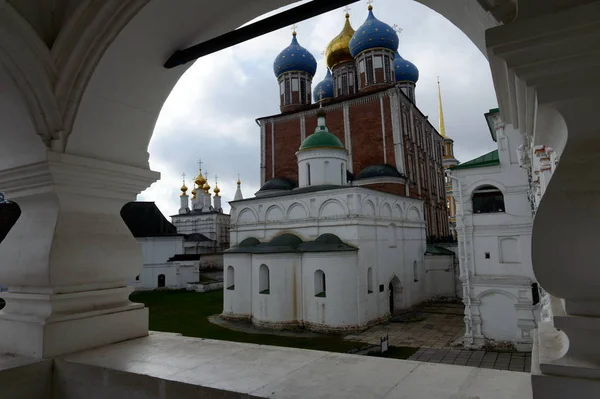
[180,183,188,196]
[194,171,206,186]
[191,188,197,199]
[213,185,220,196]
[203,182,210,193]
[324,14,355,69]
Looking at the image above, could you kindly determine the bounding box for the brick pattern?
[259,88,450,238]
[407,349,532,372]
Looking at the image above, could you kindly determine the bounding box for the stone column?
[487,2,600,396]
[0,152,158,358]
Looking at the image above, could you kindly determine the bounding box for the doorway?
[157,274,166,288]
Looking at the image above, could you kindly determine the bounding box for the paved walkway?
[407,348,532,372]
[344,302,465,349]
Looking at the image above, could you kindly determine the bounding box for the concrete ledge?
[0,354,52,399]
[52,332,532,398]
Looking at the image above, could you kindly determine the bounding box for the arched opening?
[532,283,540,306]
[367,267,374,294]
[472,185,505,213]
[388,276,403,315]
[157,274,166,288]
[314,269,326,297]
[259,264,270,294]
[226,266,235,290]
[307,163,311,186]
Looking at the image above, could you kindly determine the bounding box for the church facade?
[449,109,538,351]
[223,6,456,333]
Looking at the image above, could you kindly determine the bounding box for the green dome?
[299,127,344,151]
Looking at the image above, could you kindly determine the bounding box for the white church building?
[223,110,456,332]
[449,108,538,351]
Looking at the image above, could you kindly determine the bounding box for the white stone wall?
[297,148,348,187]
[130,236,185,290]
[424,254,456,299]
[224,186,455,331]
[223,254,252,318]
[451,122,537,350]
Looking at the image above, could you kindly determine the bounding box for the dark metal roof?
[233,184,344,203]
[452,150,499,170]
[121,202,181,237]
[258,178,297,192]
[185,233,214,242]
[0,201,20,244]
[168,254,202,262]
[225,233,358,254]
[425,245,455,256]
[355,164,403,180]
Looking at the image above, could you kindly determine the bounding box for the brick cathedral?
[256,5,451,240]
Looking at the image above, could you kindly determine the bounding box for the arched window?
[413,261,418,283]
[367,267,374,294]
[307,163,311,186]
[226,266,235,290]
[472,185,505,213]
[314,269,326,297]
[157,274,165,288]
[259,264,270,294]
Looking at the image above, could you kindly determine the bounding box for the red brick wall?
[362,183,405,196]
[349,99,384,173]
[273,118,302,182]
[383,96,395,166]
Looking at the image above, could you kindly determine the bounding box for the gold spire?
[437,77,448,139]
[194,159,206,186]
[213,175,220,196]
[202,170,210,193]
[180,173,188,197]
[324,12,355,69]
[237,174,241,185]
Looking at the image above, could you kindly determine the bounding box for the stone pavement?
[344,302,465,349]
[407,348,532,372]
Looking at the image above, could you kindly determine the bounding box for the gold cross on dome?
[197,159,203,171]
[182,172,186,182]
[393,24,403,34]
[291,23,298,34]
[343,5,351,14]
[367,0,374,7]
[214,174,218,185]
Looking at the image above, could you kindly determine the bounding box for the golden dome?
[203,182,210,193]
[194,171,206,187]
[191,188,197,199]
[180,183,188,196]
[324,14,355,69]
[213,185,220,196]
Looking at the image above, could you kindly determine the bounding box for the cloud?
[140,0,498,217]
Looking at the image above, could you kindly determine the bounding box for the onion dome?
[394,52,419,83]
[258,178,296,192]
[325,13,355,69]
[273,32,317,78]
[349,5,399,57]
[213,185,220,196]
[299,110,345,151]
[191,187,197,199]
[313,69,334,102]
[203,181,210,193]
[194,171,206,187]
[180,182,188,197]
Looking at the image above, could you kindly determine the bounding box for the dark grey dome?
[314,233,344,245]
[258,178,296,192]
[238,237,260,247]
[269,233,303,247]
[354,164,403,180]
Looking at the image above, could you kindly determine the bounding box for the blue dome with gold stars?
[349,6,399,57]
[313,69,334,101]
[394,52,419,83]
[273,32,317,78]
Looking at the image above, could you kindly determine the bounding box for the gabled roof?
[452,150,499,170]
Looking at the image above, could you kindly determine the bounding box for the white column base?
[0,293,148,358]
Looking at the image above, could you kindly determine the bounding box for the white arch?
[265,204,285,222]
[287,202,309,220]
[467,180,507,198]
[380,202,392,219]
[362,200,376,217]
[406,206,421,221]
[318,198,348,218]
[236,207,258,224]
[476,289,519,302]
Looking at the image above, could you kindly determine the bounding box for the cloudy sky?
[139,0,498,217]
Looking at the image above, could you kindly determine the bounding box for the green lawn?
[130,289,366,353]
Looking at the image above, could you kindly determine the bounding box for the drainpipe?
[445,170,474,345]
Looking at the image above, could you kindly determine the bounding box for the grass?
[130,289,366,353]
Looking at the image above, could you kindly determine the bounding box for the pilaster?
[0,152,158,358]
